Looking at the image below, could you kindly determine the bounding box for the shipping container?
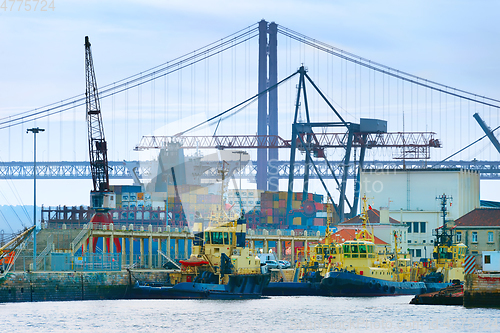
[122,185,142,193]
[261,201,271,209]
[261,192,272,201]
[313,218,324,226]
[293,217,302,225]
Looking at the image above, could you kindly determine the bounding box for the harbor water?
[2,296,500,332]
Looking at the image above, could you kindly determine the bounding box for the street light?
[27,127,44,271]
[232,150,248,214]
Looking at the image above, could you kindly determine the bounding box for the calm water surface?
[2,296,500,332]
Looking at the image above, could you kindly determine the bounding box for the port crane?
[85,36,120,252]
[135,66,441,223]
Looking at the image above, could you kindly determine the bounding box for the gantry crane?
[85,36,120,252]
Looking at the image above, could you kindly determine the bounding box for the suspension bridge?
[1,19,499,214]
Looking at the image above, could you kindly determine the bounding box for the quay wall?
[0,270,171,303]
[464,273,500,307]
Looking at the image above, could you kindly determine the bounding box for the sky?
[1,0,500,230]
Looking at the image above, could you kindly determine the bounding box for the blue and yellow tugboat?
[320,197,427,296]
[134,213,270,299]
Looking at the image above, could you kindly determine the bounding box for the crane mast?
[85,36,114,210]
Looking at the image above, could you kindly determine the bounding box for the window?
[485,255,491,264]
[413,222,419,233]
[211,232,224,245]
[408,240,411,243]
[420,222,426,233]
[488,231,494,243]
[423,240,426,243]
[415,249,422,257]
[409,249,415,257]
[456,232,462,242]
[472,231,478,243]
[406,222,412,233]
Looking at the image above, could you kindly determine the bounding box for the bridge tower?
[257,19,278,191]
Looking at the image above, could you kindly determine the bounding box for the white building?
[360,168,480,259]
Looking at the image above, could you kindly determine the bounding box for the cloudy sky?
[1,0,499,229]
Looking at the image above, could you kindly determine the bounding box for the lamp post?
[27,127,44,271]
[232,150,248,214]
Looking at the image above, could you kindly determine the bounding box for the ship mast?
[356,195,374,243]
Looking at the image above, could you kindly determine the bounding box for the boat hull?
[263,282,327,296]
[321,271,427,296]
[132,274,270,300]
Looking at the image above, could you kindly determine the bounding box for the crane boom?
[85,36,113,209]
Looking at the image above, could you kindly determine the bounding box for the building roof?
[339,208,401,225]
[455,208,500,227]
[322,229,388,245]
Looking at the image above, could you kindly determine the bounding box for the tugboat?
[134,213,270,299]
[320,197,427,296]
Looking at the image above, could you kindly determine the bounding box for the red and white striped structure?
[464,255,477,275]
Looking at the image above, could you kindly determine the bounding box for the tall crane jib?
[85,36,115,210]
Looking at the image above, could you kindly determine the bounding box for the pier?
[70,223,325,269]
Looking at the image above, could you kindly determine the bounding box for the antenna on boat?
[356,195,375,243]
[325,197,332,245]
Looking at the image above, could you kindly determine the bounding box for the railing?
[91,223,191,235]
[36,235,54,265]
[247,229,325,237]
[10,255,51,273]
[70,223,89,253]
[71,253,121,271]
